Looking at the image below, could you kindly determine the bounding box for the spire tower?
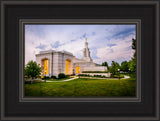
[85,38,87,42]
[83,38,92,62]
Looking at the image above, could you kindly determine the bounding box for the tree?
[132,38,136,50]
[109,61,120,75]
[129,59,136,72]
[102,61,109,69]
[132,38,136,59]
[120,61,129,72]
[25,61,41,79]
[129,38,136,72]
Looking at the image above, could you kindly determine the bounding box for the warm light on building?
[76,66,80,74]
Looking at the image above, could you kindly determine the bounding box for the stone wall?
[81,73,111,77]
[52,52,59,77]
[83,66,107,72]
[53,52,74,77]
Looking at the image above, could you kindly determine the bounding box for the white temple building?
[36,38,107,77]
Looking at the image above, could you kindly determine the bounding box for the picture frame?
[1,0,159,120]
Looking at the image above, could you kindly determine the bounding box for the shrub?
[113,75,124,78]
[58,73,66,79]
[41,76,50,79]
[113,75,119,78]
[102,75,107,78]
[78,74,83,76]
[24,75,28,78]
[51,75,57,79]
[65,75,70,78]
[33,79,43,83]
[45,76,50,79]
[129,73,136,78]
[78,74,91,77]
[78,74,108,78]
[25,80,32,84]
[121,75,124,78]
[36,75,41,79]
[41,76,44,79]
[94,75,103,78]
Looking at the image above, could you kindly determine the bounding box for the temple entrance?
[66,59,72,74]
[76,66,80,74]
[41,59,49,75]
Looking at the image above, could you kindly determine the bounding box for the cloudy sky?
[25,24,136,66]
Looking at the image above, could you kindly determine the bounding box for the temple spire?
[83,38,92,62]
[85,38,87,42]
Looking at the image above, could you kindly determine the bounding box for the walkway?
[123,75,130,79]
[44,75,130,82]
[77,75,130,80]
[45,77,78,82]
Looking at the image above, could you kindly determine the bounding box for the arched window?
[41,59,49,75]
[76,66,80,74]
[66,59,72,74]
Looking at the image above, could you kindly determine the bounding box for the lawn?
[25,77,136,97]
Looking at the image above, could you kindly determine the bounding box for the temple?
[36,38,107,77]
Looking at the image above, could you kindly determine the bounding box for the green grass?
[25,77,136,97]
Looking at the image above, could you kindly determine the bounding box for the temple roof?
[37,50,73,56]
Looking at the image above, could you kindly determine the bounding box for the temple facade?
[36,38,107,77]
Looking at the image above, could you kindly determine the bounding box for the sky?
[25,24,136,66]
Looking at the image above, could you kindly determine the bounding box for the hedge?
[82,71,109,73]
[78,74,107,78]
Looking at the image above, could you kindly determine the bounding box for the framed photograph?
[20,19,140,102]
[1,0,159,120]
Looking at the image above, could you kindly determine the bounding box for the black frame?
[0,0,159,120]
